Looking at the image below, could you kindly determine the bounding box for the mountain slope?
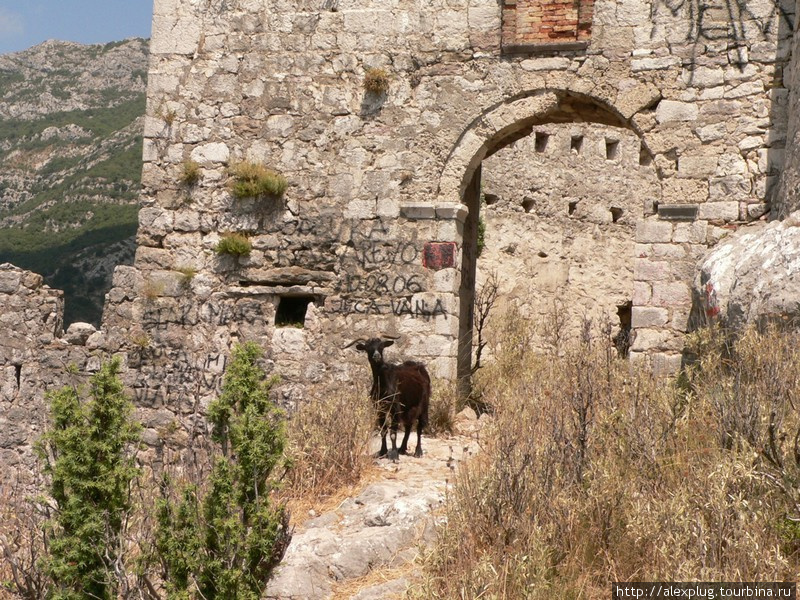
[0,39,148,325]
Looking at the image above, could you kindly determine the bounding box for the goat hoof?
[414,448,423,458]
[375,449,388,459]
[387,449,399,461]
[398,447,408,455]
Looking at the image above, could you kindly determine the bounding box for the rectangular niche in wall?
[275,295,315,328]
[502,0,594,53]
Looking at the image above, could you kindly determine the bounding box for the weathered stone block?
[636,220,673,244]
[634,259,670,282]
[631,307,669,328]
[662,177,709,204]
[697,201,740,221]
[400,203,436,220]
[0,269,21,294]
[656,100,699,123]
[191,142,230,165]
[681,66,724,88]
[673,221,708,244]
[677,154,718,178]
[630,328,683,352]
[651,282,691,307]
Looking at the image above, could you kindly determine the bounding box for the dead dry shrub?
[283,389,374,504]
[426,380,458,436]
[0,481,49,599]
[411,317,800,599]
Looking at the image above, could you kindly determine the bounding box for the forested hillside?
[0,38,148,325]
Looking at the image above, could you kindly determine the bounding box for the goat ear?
[355,343,366,351]
[381,340,394,348]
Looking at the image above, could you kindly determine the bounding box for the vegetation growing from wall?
[215,233,252,257]
[412,320,800,598]
[363,68,390,94]
[229,162,288,200]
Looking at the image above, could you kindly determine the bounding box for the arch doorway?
[450,91,662,395]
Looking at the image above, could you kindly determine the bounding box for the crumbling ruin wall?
[0,264,100,487]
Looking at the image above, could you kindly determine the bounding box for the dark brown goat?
[346,336,431,460]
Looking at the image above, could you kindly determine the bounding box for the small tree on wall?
[155,342,291,599]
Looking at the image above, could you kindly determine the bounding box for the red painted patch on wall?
[423,242,457,270]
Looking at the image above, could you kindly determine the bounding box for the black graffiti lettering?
[414,299,449,321]
[432,299,448,319]
[364,273,389,294]
[333,297,446,319]
[401,243,418,264]
[391,298,414,316]
[338,273,425,295]
[204,353,227,372]
[349,241,421,267]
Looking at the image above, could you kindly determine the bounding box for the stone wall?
[0,264,96,487]
[777,1,800,218]
[480,121,658,349]
[113,0,794,397]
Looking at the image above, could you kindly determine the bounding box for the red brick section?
[502,0,593,46]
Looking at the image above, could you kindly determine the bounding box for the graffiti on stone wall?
[330,297,448,319]
[653,0,794,46]
[132,348,228,407]
[270,213,454,319]
[142,300,267,329]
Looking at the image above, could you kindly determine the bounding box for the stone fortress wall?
[2,0,799,479]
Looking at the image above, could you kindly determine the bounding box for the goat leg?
[387,415,400,461]
[398,425,412,455]
[414,416,424,457]
[375,413,388,458]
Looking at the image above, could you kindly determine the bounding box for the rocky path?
[264,414,484,600]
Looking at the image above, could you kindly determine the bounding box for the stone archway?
[440,90,663,391]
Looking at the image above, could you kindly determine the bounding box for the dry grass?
[363,67,390,94]
[427,379,459,436]
[410,319,800,599]
[283,390,375,513]
[179,160,201,186]
[331,564,414,600]
[141,278,166,300]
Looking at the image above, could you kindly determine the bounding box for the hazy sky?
[0,0,153,55]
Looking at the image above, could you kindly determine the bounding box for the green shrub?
[229,162,288,199]
[38,358,141,600]
[155,342,290,600]
[363,67,390,94]
[215,233,252,257]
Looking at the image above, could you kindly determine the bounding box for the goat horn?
[343,338,366,349]
[382,334,401,340]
